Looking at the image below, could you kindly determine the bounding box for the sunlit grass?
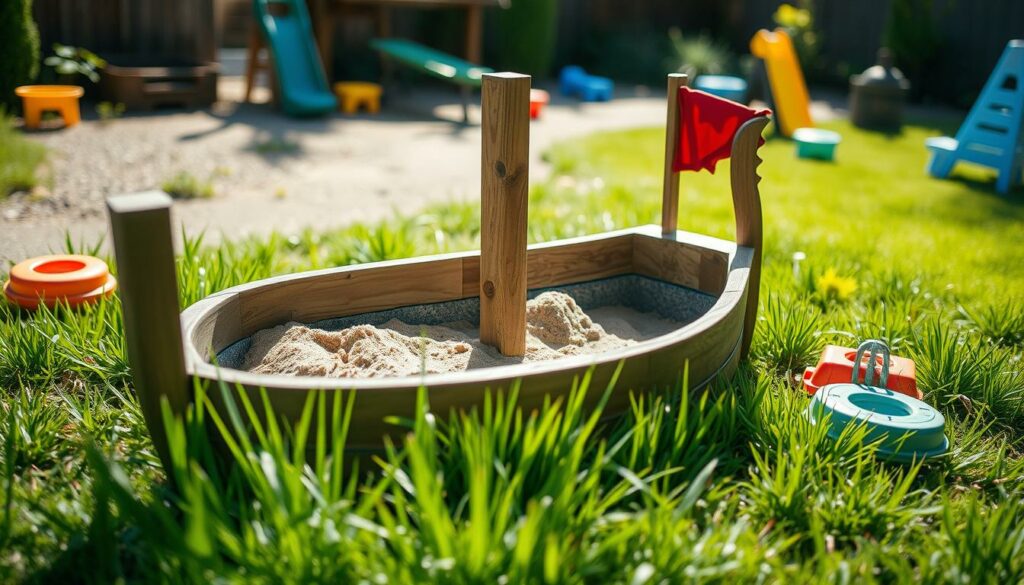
[0,112,47,198]
[1,118,1023,581]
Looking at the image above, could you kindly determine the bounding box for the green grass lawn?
[0,112,46,198]
[1,117,1023,583]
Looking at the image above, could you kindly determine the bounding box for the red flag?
[673,86,770,173]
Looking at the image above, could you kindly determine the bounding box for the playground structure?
[107,72,770,465]
[252,0,337,116]
[749,28,812,137]
[369,38,492,122]
[243,0,498,121]
[925,39,1024,194]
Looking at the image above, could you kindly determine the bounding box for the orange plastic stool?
[3,255,117,310]
[332,82,383,114]
[15,85,85,130]
[803,343,920,399]
[530,89,549,119]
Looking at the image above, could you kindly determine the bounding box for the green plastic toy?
[807,340,947,462]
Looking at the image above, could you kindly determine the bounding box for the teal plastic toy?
[253,0,337,117]
[808,340,948,463]
[925,39,1024,194]
[793,127,841,161]
[694,75,748,103]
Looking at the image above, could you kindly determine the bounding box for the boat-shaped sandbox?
[107,73,770,460]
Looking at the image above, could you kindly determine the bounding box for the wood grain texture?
[107,192,187,473]
[196,291,745,452]
[632,233,728,296]
[729,116,771,357]
[179,224,755,453]
[237,257,465,333]
[479,72,531,356]
[661,73,689,235]
[462,231,634,297]
[179,226,753,390]
[464,3,483,63]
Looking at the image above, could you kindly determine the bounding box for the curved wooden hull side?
[182,225,753,450]
[203,287,747,451]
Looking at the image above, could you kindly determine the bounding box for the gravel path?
[0,77,842,262]
[0,79,669,261]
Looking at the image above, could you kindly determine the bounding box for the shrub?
[494,0,558,77]
[667,29,734,78]
[43,43,106,83]
[884,0,940,101]
[161,171,215,200]
[0,110,46,197]
[773,2,820,74]
[0,0,40,111]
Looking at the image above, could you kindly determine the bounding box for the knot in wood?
[482,280,496,298]
[494,161,507,178]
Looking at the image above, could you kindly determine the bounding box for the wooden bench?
[370,38,493,122]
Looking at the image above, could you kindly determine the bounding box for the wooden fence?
[552,0,1023,106]
[33,0,216,63]
[31,0,1023,105]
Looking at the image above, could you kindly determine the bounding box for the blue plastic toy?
[560,66,588,95]
[926,39,1024,194]
[253,0,337,117]
[694,75,748,103]
[578,77,613,102]
[559,66,614,102]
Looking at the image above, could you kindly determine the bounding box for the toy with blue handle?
[926,39,1024,194]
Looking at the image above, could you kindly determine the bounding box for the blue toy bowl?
[793,127,841,161]
[693,75,748,103]
[808,383,948,463]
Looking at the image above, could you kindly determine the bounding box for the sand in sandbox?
[242,291,682,378]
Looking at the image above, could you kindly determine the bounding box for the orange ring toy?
[3,255,117,309]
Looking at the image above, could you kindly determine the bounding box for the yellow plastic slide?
[750,28,812,137]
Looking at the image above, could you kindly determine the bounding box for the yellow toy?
[750,29,812,137]
[332,82,383,114]
[15,85,84,129]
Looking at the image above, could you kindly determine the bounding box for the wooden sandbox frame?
[108,73,770,464]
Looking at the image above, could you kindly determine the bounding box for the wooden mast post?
[479,72,530,356]
[661,73,689,235]
[107,192,187,472]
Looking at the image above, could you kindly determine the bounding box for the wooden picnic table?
[308,0,502,79]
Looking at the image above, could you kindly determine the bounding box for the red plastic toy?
[3,254,117,310]
[530,89,549,119]
[804,342,920,399]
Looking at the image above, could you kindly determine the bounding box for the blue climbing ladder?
[926,39,1024,194]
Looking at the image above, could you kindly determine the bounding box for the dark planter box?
[99,55,219,110]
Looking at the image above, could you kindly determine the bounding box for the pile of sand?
[243,291,680,379]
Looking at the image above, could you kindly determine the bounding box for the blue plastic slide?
[253,0,336,117]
